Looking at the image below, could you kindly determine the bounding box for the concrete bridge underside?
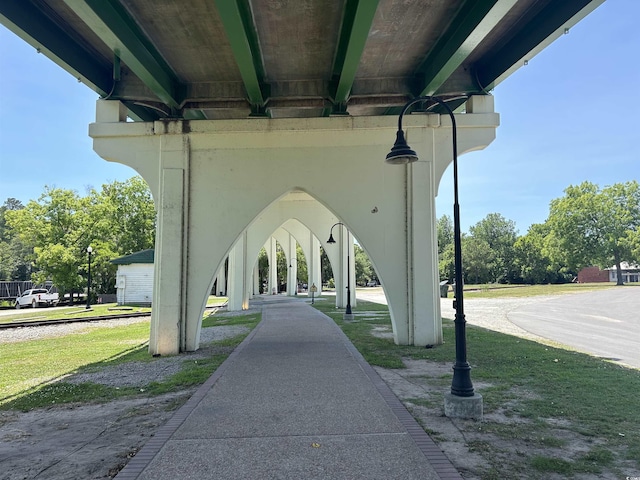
[91,95,498,355]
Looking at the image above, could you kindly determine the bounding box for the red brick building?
[577,266,609,283]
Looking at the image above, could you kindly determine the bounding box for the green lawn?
[458,282,617,298]
[0,310,259,411]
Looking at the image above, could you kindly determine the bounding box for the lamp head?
[327,233,336,244]
[385,130,418,164]
[87,246,93,254]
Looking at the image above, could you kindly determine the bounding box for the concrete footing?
[444,393,483,420]
[343,313,355,322]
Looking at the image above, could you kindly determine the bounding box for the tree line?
[438,181,640,285]
[1,179,638,301]
[0,177,155,300]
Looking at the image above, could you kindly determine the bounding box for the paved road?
[508,287,640,369]
[356,286,640,369]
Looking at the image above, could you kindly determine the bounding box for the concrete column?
[287,234,297,296]
[268,238,278,295]
[228,233,247,311]
[334,227,355,309]
[253,261,260,295]
[309,233,322,296]
[148,134,189,356]
[215,264,226,296]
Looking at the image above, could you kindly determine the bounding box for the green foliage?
[469,212,518,283]
[2,177,156,296]
[513,223,572,284]
[354,244,375,285]
[547,181,640,283]
[462,236,496,284]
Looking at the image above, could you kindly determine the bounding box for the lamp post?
[385,96,475,399]
[86,245,93,310]
[327,222,353,320]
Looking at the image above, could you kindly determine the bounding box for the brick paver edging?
[326,317,464,480]
[113,319,265,480]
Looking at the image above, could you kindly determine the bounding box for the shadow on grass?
[2,313,261,412]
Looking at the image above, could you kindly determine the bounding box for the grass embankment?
[459,282,617,298]
[0,305,257,412]
[313,293,640,478]
[0,296,229,324]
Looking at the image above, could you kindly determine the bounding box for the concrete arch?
[90,98,498,354]
[238,190,345,305]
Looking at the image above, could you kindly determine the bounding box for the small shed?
[110,249,154,306]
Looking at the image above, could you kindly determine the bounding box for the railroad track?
[0,311,151,330]
[0,304,228,330]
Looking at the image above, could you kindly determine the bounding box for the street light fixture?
[86,245,93,310]
[386,96,475,399]
[327,222,353,320]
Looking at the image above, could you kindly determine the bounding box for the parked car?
[15,289,59,309]
[366,280,379,287]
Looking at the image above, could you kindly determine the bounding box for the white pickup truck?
[15,289,60,309]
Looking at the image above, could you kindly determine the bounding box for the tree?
[5,188,90,296]
[547,181,640,285]
[462,236,496,284]
[437,215,454,255]
[0,198,31,281]
[354,244,374,286]
[469,213,518,283]
[4,178,157,298]
[90,176,156,255]
[513,223,572,284]
[437,215,455,282]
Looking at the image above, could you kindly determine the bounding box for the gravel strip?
[0,316,151,344]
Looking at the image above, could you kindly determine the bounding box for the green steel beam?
[122,102,161,122]
[331,0,380,105]
[416,0,516,96]
[63,0,181,108]
[184,109,207,120]
[214,0,267,108]
[0,0,111,96]
[476,0,604,91]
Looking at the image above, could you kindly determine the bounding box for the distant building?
[110,249,154,306]
[577,262,639,283]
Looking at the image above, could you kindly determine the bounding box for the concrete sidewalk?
[115,296,461,480]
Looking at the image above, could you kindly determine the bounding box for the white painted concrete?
[90,99,498,354]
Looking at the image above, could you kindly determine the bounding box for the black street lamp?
[86,245,93,310]
[386,96,475,398]
[327,222,353,318]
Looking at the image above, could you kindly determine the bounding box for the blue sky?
[1,1,638,234]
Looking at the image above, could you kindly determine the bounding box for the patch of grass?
[463,282,617,299]
[206,296,228,307]
[1,310,261,411]
[0,321,151,405]
[531,455,574,475]
[202,312,260,328]
[0,303,151,324]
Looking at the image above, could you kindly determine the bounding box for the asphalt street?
[508,286,640,369]
[357,286,640,369]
